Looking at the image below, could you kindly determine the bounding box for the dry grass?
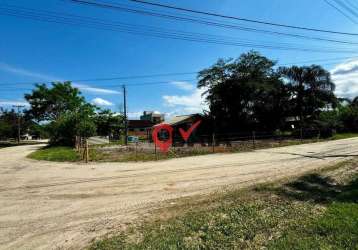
[89,159,358,250]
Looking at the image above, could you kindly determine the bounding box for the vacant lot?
[0,138,357,249]
[91,160,358,249]
[29,134,358,163]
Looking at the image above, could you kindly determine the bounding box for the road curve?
[0,138,357,249]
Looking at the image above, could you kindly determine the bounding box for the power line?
[0,56,356,91]
[0,79,197,90]
[122,85,128,145]
[1,4,358,54]
[12,105,25,143]
[0,73,198,87]
[125,0,358,36]
[68,0,358,46]
[323,0,358,24]
[1,56,357,87]
[344,0,358,12]
[333,0,358,18]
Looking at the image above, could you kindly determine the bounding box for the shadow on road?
[266,151,358,160]
[272,172,358,204]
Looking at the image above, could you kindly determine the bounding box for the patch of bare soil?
[0,138,357,249]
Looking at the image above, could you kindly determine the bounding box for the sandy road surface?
[0,138,358,249]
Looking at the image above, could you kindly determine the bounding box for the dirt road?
[0,138,357,249]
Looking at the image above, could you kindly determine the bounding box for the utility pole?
[122,85,128,145]
[13,105,25,144]
[212,115,216,153]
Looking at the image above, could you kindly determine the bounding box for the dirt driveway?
[0,138,358,249]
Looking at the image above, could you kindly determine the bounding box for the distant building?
[285,116,301,130]
[127,111,164,139]
[165,114,202,128]
[140,111,164,124]
[128,120,154,138]
[154,114,206,145]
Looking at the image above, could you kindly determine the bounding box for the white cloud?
[91,97,114,106]
[170,81,195,91]
[73,83,120,95]
[126,111,143,119]
[0,62,120,95]
[0,62,57,81]
[162,87,207,115]
[126,111,165,119]
[0,100,29,107]
[331,60,358,75]
[331,59,358,99]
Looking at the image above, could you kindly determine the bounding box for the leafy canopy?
[198,51,289,132]
[25,81,85,122]
[198,51,338,133]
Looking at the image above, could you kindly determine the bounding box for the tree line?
[0,51,357,145]
[0,82,123,145]
[198,51,357,137]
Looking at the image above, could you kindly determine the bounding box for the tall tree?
[0,109,33,140]
[94,109,124,138]
[24,82,97,145]
[25,82,85,122]
[279,65,337,127]
[198,51,289,133]
[352,96,358,107]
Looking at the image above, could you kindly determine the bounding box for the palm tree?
[352,96,358,107]
[279,65,336,132]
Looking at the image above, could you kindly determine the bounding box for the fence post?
[135,142,138,162]
[85,139,89,163]
[212,133,215,153]
[252,131,256,150]
[82,138,85,161]
[172,138,175,155]
[79,137,83,159]
[75,136,77,152]
[77,136,80,152]
[154,142,157,160]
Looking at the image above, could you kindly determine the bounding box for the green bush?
[28,146,80,162]
[48,110,96,146]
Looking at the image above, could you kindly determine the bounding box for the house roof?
[154,114,202,126]
[128,120,154,128]
[166,115,193,126]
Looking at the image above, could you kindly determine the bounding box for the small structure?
[128,120,154,139]
[161,114,204,145]
[140,111,164,124]
[284,116,301,130]
[127,111,165,139]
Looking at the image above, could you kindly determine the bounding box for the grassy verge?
[89,159,358,250]
[28,146,80,162]
[331,132,358,140]
[90,147,212,162]
[91,134,358,163]
[28,134,358,163]
[90,138,321,163]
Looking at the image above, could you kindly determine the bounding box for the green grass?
[269,203,358,250]
[28,146,80,162]
[90,147,213,162]
[89,159,358,250]
[27,134,358,163]
[331,133,358,140]
[269,177,358,250]
[89,139,318,163]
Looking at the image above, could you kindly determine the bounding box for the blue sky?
[1,0,358,119]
